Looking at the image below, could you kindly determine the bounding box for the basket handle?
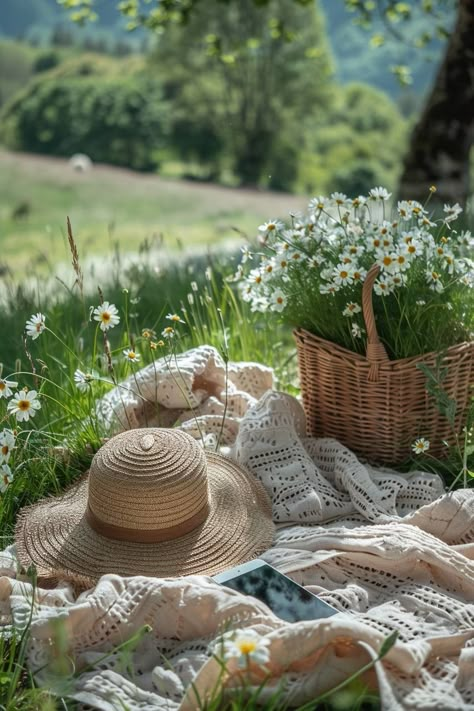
[362,264,389,382]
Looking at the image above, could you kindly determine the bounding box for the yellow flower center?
[373,239,381,248]
[292,253,300,260]
[408,245,416,254]
[266,265,273,272]
[128,352,136,360]
[18,400,30,411]
[164,327,174,334]
[343,257,352,264]
[237,641,258,655]
[340,270,348,279]
[255,276,262,284]
[317,203,324,210]
[397,256,406,264]
[101,312,111,323]
[280,260,287,268]
[432,272,439,280]
[0,383,5,391]
[437,247,444,255]
[353,272,361,280]
[170,315,181,322]
[2,445,9,456]
[267,224,275,231]
[383,256,393,267]
[276,296,283,304]
[412,207,421,214]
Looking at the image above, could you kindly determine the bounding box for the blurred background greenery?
[1,0,470,281]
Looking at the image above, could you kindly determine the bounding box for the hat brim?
[15,452,275,585]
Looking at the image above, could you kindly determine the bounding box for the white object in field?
[68,153,93,172]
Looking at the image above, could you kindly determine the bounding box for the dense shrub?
[0,74,168,170]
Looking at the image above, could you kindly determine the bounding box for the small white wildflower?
[74,369,96,393]
[443,203,462,224]
[270,289,287,313]
[0,378,18,399]
[416,299,426,306]
[258,220,284,238]
[412,437,430,454]
[319,282,339,295]
[369,187,392,201]
[25,313,46,340]
[93,302,120,332]
[343,302,362,317]
[218,629,270,669]
[166,313,186,324]
[123,348,141,364]
[187,293,194,305]
[7,389,41,423]
[309,195,328,212]
[240,246,253,263]
[330,192,350,207]
[351,323,364,338]
[374,277,393,296]
[191,281,199,292]
[0,463,13,493]
[426,270,444,293]
[333,264,354,286]
[161,326,175,339]
[0,429,15,463]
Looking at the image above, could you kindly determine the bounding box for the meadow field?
[0,150,307,277]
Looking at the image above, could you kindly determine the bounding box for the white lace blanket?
[2,346,474,711]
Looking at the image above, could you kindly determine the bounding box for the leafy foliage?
[0,68,168,170]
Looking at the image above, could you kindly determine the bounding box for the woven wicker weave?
[294,264,474,465]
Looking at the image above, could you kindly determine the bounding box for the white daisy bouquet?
[236,188,474,359]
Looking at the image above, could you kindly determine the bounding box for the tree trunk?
[398,0,474,208]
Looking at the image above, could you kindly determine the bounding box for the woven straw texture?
[2,348,474,711]
[15,428,275,582]
[294,265,474,464]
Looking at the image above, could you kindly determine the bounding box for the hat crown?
[87,429,209,536]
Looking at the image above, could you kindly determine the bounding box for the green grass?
[0,149,307,275]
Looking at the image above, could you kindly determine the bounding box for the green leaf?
[379,630,398,658]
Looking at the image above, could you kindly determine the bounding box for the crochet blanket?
[1,346,474,711]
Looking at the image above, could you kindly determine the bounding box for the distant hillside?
[0,0,449,101]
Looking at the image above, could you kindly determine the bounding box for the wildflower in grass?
[141,328,157,340]
[426,270,444,293]
[443,203,462,224]
[319,283,338,295]
[7,389,41,422]
[191,281,199,292]
[333,264,354,287]
[369,187,391,201]
[93,302,120,332]
[155,340,165,348]
[0,378,18,399]
[123,348,141,364]
[0,429,15,463]
[412,437,430,454]
[0,464,13,493]
[343,303,362,317]
[270,289,287,313]
[219,629,270,669]
[25,313,46,340]
[74,369,96,393]
[240,246,253,263]
[351,323,364,338]
[162,327,175,340]
[258,220,283,239]
[166,313,186,325]
[330,192,349,207]
[309,195,328,211]
[416,300,426,306]
[374,277,393,296]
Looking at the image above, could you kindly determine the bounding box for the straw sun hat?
[15,428,275,584]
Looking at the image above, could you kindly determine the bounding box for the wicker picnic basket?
[294,264,474,465]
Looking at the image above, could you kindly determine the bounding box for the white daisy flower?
[343,302,362,317]
[443,203,462,224]
[218,629,270,669]
[258,220,284,238]
[374,277,393,296]
[0,463,13,493]
[412,437,430,454]
[442,253,457,274]
[25,313,46,340]
[161,326,175,339]
[319,283,339,295]
[0,429,15,463]
[352,195,367,208]
[394,251,410,271]
[270,289,287,313]
[416,300,426,306]
[0,378,18,399]
[74,369,96,393]
[351,323,364,338]
[369,187,391,201]
[7,389,41,423]
[333,264,354,286]
[250,295,270,313]
[309,195,328,212]
[377,252,399,273]
[93,302,120,332]
[240,246,253,263]
[426,270,444,293]
[352,267,367,283]
[404,239,423,258]
[330,192,350,208]
[123,348,141,364]
[166,313,186,324]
